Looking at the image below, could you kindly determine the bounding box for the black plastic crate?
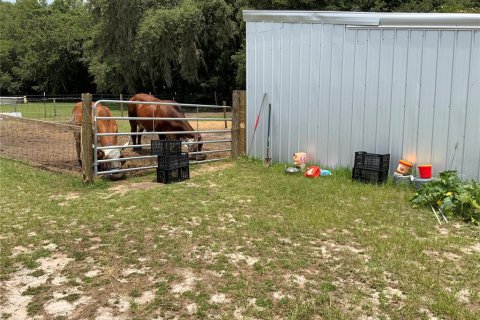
[354,151,390,171]
[151,140,182,156]
[157,152,189,170]
[157,166,189,184]
[352,167,389,184]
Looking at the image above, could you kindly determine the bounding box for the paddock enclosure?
[0,115,80,172]
[244,11,480,180]
[0,93,243,178]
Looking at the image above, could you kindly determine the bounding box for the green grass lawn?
[0,102,75,121]
[0,102,231,123]
[0,101,140,121]
[0,158,479,319]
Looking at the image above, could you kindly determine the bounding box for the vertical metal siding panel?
[258,22,272,158]
[403,30,424,164]
[463,31,480,180]
[272,23,282,163]
[416,31,439,166]
[289,23,302,158]
[255,22,268,158]
[259,22,266,159]
[252,22,260,157]
[363,29,381,153]
[327,25,345,168]
[447,31,471,173]
[245,22,256,157]
[262,23,274,161]
[298,24,312,158]
[376,30,395,157]
[307,24,322,162]
[280,23,292,163]
[339,28,356,167]
[317,24,333,164]
[314,23,325,164]
[351,30,368,156]
[432,31,455,172]
[389,30,409,166]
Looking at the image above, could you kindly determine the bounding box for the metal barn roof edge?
[243,10,480,28]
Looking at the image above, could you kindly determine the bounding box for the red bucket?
[418,165,432,179]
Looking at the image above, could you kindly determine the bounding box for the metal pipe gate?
[92,100,232,177]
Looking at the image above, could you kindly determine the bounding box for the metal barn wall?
[244,12,480,180]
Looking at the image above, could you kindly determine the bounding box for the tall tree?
[0,1,20,94]
[84,0,238,95]
[84,0,149,93]
[0,0,91,95]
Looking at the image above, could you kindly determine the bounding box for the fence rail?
[96,139,232,150]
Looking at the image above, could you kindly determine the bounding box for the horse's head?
[97,140,129,180]
[185,134,206,161]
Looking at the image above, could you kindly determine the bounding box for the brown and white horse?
[71,102,128,179]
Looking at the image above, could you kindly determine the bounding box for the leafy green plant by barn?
[410,170,480,225]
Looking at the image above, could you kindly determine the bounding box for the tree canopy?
[0,0,478,97]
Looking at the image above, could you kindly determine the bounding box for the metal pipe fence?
[92,100,233,176]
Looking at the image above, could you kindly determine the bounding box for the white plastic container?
[293,152,307,170]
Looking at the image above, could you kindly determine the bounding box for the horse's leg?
[137,129,143,151]
[128,106,140,152]
[130,122,139,152]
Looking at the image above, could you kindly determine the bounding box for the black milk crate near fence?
[352,167,389,184]
[354,151,390,171]
[157,166,190,184]
[151,140,182,156]
[157,152,189,170]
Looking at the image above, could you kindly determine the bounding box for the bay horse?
[128,93,206,160]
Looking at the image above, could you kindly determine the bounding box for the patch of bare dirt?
[186,302,198,314]
[460,242,480,255]
[456,288,471,304]
[190,162,233,177]
[0,252,73,319]
[44,295,91,318]
[95,307,127,320]
[226,252,259,267]
[104,181,163,198]
[171,270,200,294]
[209,293,230,304]
[11,245,32,257]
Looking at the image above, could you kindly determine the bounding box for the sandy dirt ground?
[0,115,80,173]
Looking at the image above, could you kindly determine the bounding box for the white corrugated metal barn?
[243,11,480,180]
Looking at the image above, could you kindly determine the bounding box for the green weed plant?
[411,170,480,225]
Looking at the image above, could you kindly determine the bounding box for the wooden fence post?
[223,100,227,129]
[81,93,94,183]
[232,90,246,158]
[120,93,124,117]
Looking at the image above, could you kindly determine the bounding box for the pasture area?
[1,158,479,320]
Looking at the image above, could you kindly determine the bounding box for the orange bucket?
[396,160,413,175]
[418,165,432,179]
